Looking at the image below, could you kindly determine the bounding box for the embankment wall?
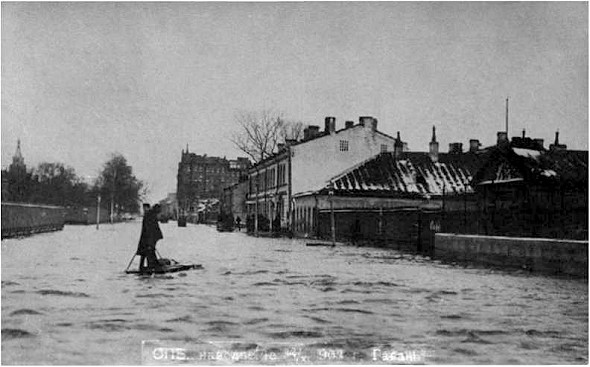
[2,202,66,239]
[435,233,588,277]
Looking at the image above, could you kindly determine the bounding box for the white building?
[246,116,402,234]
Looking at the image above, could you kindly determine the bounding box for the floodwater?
[1,221,587,364]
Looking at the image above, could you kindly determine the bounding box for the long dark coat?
[136,210,163,256]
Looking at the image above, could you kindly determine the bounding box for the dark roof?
[472,144,588,188]
[321,151,486,198]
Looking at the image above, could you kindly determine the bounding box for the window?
[278,164,286,186]
[381,144,388,153]
[339,140,349,152]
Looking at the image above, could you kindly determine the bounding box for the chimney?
[533,138,544,150]
[497,131,508,145]
[345,120,354,129]
[303,126,320,140]
[369,118,378,132]
[359,116,373,127]
[429,125,439,162]
[469,139,480,153]
[449,142,463,154]
[550,131,567,151]
[324,117,336,134]
[522,129,526,138]
[394,131,404,158]
[303,127,311,140]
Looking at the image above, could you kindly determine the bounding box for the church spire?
[13,139,24,166]
[9,138,26,172]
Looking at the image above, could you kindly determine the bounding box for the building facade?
[246,116,402,233]
[294,128,588,248]
[176,149,250,214]
[471,131,588,240]
[293,127,485,246]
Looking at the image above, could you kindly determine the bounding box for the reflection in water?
[1,222,588,364]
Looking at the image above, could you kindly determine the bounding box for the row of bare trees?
[230,109,305,163]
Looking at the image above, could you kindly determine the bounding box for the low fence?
[435,233,588,277]
[65,206,110,225]
[2,202,66,239]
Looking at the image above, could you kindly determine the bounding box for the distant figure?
[137,204,163,271]
[350,218,361,246]
[272,215,281,233]
[235,216,242,231]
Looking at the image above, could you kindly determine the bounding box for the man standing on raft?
[137,204,163,271]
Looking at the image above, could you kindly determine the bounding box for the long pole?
[505,97,509,135]
[329,192,336,246]
[110,168,116,224]
[96,194,101,230]
[269,196,274,234]
[255,178,259,237]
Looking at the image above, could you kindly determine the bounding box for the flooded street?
[2,221,587,364]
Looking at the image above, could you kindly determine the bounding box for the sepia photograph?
[1,1,588,364]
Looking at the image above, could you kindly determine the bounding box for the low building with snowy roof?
[293,128,588,247]
[245,116,402,234]
[291,127,487,248]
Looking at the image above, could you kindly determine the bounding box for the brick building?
[176,148,250,214]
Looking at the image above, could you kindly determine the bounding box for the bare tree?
[280,120,304,142]
[231,109,304,163]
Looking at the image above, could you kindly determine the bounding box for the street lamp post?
[96,194,101,230]
[269,194,274,234]
[329,182,336,246]
[254,172,259,237]
[110,167,117,224]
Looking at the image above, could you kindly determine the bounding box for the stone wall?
[435,233,588,277]
[2,202,65,238]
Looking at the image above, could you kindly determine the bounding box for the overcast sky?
[2,2,587,202]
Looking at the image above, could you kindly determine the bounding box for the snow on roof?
[513,148,542,160]
[324,152,481,197]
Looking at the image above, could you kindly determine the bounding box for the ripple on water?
[2,328,34,340]
[352,281,401,287]
[441,314,463,319]
[252,282,276,287]
[86,319,130,332]
[204,320,240,333]
[167,315,193,323]
[10,309,44,316]
[436,329,509,338]
[135,293,170,298]
[239,270,269,276]
[524,329,562,338]
[335,300,360,305]
[302,315,331,324]
[1,281,20,287]
[36,289,90,298]
[243,318,269,325]
[267,330,323,339]
[304,307,374,315]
